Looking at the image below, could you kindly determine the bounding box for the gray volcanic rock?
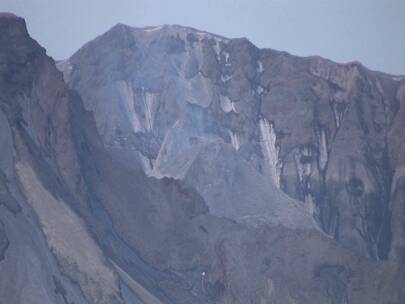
[65,24,316,230]
[1,14,405,304]
[64,23,405,261]
[0,15,90,304]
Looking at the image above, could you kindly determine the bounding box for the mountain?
[1,13,405,303]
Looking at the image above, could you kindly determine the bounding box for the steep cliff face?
[0,14,110,304]
[63,23,405,261]
[2,14,405,304]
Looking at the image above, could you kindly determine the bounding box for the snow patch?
[144,25,163,32]
[294,147,312,184]
[195,31,208,39]
[143,89,157,131]
[392,76,404,82]
[138,153,157,177]
[259,118,281,188]
[221,74,232,82]
[220,95,237,113]
[117,82,158,133]
[332,102,345,129]
[220,95,232,112]
[318,129,328,171]
[257,60,264,73]
[224,52,231,66]
[228,130,240,151]
[213,38,221,61]
[257,85,264,96]
[305,194,315,216]
[117,81,143,133]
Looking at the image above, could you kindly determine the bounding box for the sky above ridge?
[1,0,404,75]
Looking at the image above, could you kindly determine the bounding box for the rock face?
[64,23,405,261]
[1,14,405,303]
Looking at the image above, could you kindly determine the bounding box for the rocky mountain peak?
[61,21,405,261]
[2,14,405,304]
[0,12,29,41]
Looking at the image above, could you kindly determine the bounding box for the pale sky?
[1,0,404,75]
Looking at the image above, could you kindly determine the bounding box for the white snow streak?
[259,118,281,188]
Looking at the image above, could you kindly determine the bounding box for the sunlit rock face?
[2,14,405,304]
